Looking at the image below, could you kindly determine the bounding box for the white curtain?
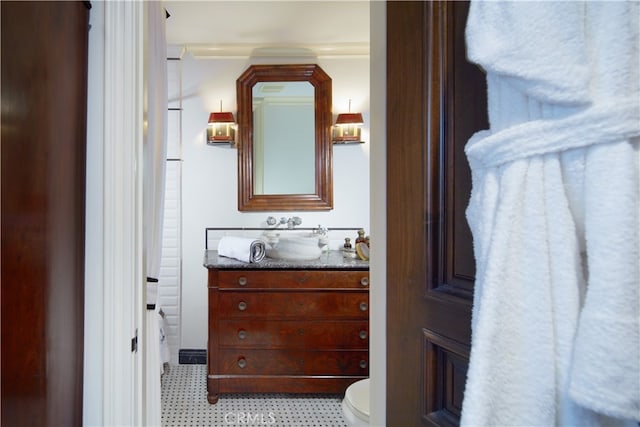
[461,1,639,426]
[144,2,168,426]
[144,3,168,283]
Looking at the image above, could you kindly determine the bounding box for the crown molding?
[184,42,369,59]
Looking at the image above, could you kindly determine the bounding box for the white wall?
[85,2,105,423]
[369,2,386,425]
[180,54,371,348]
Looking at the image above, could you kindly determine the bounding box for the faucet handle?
[285,216,302,229]
[314,224,328,235]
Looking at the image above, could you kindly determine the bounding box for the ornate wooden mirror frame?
[237,64,333,211]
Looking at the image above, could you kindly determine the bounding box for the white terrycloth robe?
[461,1,640,426]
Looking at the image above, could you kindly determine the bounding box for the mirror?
[237,64,333,211]
[252,81,315,195]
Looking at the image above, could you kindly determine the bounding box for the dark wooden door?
[386,2,488,425]
[1,2,89,425]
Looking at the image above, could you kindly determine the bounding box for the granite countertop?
[203,250,369,270]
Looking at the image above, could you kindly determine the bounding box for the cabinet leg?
[207,375,219,404]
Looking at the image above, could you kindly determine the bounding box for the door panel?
[387,2,487,425]
[1,2,89,425]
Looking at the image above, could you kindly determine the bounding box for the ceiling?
[163,1,370,57]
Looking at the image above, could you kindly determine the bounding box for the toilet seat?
[342,378,370,425]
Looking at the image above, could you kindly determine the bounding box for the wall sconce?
[332,99,364,144]
[207,101,236,145]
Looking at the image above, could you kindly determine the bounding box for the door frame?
[84,2,146,425]
[368,1,388,425]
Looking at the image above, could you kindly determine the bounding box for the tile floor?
[161,364,348,427]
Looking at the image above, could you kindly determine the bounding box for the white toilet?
[341,378,370,426]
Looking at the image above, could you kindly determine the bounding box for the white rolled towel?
[217,236,266,263]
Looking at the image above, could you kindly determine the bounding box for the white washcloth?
[217,236,266,263]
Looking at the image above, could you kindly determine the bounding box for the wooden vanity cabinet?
[206,268,370,404]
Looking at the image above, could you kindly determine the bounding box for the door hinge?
[131,329,138,353]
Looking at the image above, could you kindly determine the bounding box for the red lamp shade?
[335,113,364,126]
[208,112,235,124]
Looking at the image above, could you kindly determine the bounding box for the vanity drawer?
[217,291,369,319]
[218,320,369,349]
[217,349,369,376]
[217,270,370,290]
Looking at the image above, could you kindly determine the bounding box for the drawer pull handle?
[359,330,368,339]
[238,301,247,311]
[359,302,368,312]
[238,277,248,286]
[298,329,305,336]
[237,357,247,369]
[360,277,369,287]
[238,330,247,340]
[359,360,368,369]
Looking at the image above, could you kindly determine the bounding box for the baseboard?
[178,349,207,364]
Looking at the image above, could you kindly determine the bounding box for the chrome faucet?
[265,216,302,229]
